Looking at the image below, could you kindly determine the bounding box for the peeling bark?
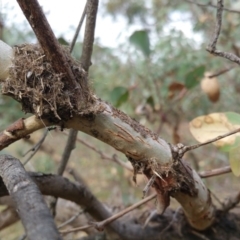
[0,40,215,230]
[0,116,50,150]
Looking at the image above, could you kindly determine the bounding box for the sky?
[0,0,133,48]
[1,0,202,48]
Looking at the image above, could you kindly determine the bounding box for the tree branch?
[51,0,99,216]
[0,39,215,230]
[199,166,231,178]
[81,0,99,71]
[16,0,80,91]
[70,2,88,53]
[206,0,240,65]
[185,0,240,14]
[0,116,50,151]
[0,155,61,240]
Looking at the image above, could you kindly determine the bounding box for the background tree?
[0,0,240,239]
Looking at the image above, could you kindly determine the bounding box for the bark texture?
[0,154,61,240]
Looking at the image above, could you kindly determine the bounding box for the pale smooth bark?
[0,40,215,230]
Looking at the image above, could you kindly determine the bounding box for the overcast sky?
[1,0,202,48]
[1,0,133,48]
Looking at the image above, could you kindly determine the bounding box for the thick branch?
[0,116,50,150]
[0,40,215,230]
[0,155,61,240]
[16,0,87,98]
[0,172,202,240]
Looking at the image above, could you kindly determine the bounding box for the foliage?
[1,0,240,238]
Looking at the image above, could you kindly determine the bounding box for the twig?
[65,132,133,171]
[222,192,240,212]
[80,0,99,71]
[58,210,85,229]
[51,0,99,217]
[62,0,99,174]
[143,175,156,198]
[57,129,78,176]
[23,127,55,165]
[60,224,93,234]
[60,193,156,234]
[184,0,240,14]
[49,129,78,216]
[206,0,240,65]
[70,2,88,53]
[181,127,240,156]
[207,66,235,78]
[160,207,181,235]
[190,230,210,240]
[210,190,224,207]
[198,166,231,178]
[90,193,157,231]
[209,0,223,51]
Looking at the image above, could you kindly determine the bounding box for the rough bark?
[0,40,215,230]
[0,155,61,240]
[16,0,84,93]
[0,171,238,240]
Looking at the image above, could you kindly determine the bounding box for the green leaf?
[58,37,69,46]
[185,65,205,89]
[225,112,240,125]
[229,147,240,177]
[110,87,129,107]
[220,136,240,152]
[129,30,150,57]
[146,96,155,108]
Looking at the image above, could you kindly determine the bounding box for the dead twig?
[198,166,231,178]
[172,127,240,160]
[210,190,224,208]
[57,130,78,176]
[60,193,156,234]
[206,0,240,65]
[207,66,235,78]
[58,210,85,229]
[90,193,156,231]
[185,0,240,14]
[81,0,99,71]
[160,207,181,235]
[23,127,55,165]
[60,224,93,234]
[70,2,88,53]
[67,132,133,171]
[51,0,99,217]
[222,192,240,212]
[190,230,210,240]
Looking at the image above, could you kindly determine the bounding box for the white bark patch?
[12,180,30,193]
